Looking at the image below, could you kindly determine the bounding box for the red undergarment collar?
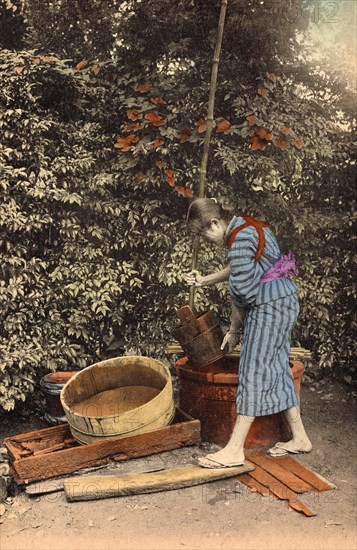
[226,215,269,261]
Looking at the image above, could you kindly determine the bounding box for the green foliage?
[23,0,121,61]
[0,48,197,411]
[0,0,25,50]
[0,1,355,411]
[294,207,356,372]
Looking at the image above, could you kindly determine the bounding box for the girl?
[185,197,312,468]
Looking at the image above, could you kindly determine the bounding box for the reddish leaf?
[135,83,153,92]
[127,109,142,121]
[114,135,139,152]
[14,66,24,74]
[123,122,142,132]
[274,138,290,150]
[153,138,164,148]
[76,60,88,71]
[175,186,193,197]
[195,117,206,133]
[31,57,41,65]
[266,72,277,83]
[280,126,292,135]
[91,64,100,75]
[255,127,273,141]
[165,169,176,186]
[179,128,192,143]
[144,112,165,126]
[155,161,166,169]
[42,55,58,62]
[216,118,231,134]
[250,135,268,151]
[292,138,304,149]
[257,88,268,97]
[151,97,167,105]
[135,172,145,183]
[247,115,256,126]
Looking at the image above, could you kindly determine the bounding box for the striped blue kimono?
[226,216,299,417]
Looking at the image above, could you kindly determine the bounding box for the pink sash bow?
[261,251,297,283]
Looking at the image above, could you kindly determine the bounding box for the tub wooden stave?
[61,356,175,445]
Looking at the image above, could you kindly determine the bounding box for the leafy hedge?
[0,1,355,411]
[0,51,163,410]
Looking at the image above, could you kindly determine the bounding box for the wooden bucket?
[61,356,175,445]
[40,371,78,424]
[176,355,304,448]
[172,305,225,369]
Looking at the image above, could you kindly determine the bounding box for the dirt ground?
[0,374,356,550]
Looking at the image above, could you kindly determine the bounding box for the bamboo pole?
[189,0,228,309]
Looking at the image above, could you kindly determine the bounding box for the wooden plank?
[25,457,166,496]
[64,462,255,502]
[6,440,32,460]
[245,463,316,517]
[246,451,313,494]
[6,422,71,444]
[5,409,200,485]
[237,473,273,497]
[166,343,312,360]
[274,456,336,491]
[287,500,316,516]
[12,420,199,485]
[5,424,73,462]
[26,479,65,496]
[176,305,196,325]
[33,440,75,456]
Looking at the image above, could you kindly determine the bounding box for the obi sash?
[261,251,297,282]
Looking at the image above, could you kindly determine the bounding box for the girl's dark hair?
[186,197,235,233]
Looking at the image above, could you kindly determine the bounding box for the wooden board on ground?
[274,455,336,491]
[246,451,312,493]
[237,473,274,497]
[25,456,166,496]
[64,462,255,502]
[240,462,316,517]
[5,408,200,485]
[236,451,336,517]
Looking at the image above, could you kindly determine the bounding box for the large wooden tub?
[176,355,304,447]
[61,356,175,444]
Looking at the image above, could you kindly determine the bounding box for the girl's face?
[199,218,227,244]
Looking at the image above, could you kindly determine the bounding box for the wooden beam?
[25,457,166,496]
[64,461,254,502]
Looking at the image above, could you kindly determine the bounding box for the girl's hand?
[185,270,205,287]
[220,331,240,353]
